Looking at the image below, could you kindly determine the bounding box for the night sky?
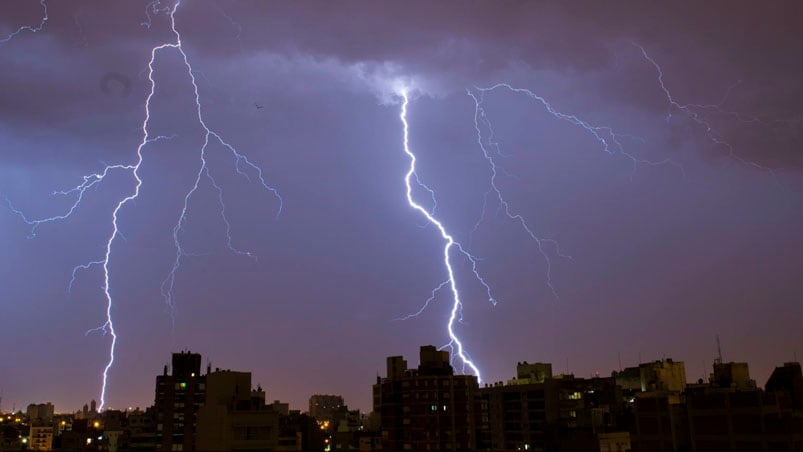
[2,1,802,414]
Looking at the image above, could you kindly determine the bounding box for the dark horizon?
[1,1,802,415]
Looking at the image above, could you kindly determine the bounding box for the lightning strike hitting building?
[393,45,772,381]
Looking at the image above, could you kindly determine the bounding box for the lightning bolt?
[398,88,500,380]
[466,83,684,299]
[141,1,171,30]
[0,0,47,44]
[395,42,786,386]
[393,279,449,322]
[634,43,776,173]
[461,44,780,313]
[5,0,281,410]
[397,61,687,376]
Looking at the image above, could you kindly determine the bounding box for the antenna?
[618,352,623,372]
[715,335,723,365]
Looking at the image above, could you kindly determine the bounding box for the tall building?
[28,425,53,451]
[481,379,559,451]
[277,410,326,451]
[481,372,628,451]
[631,392,688,451]
[512,361,552,385]
[710,362,756,390]
[765,362,803,409]
[196,370,279,450]
[154,351,207,451]
[270,400,290,417]
[630,359,689,450]
[613,366,641,394]
[373,345,485,451]
[308,395,344,423]
[26,403,54,424]
[127,407,159,450]
[686,382,794,450]
[639,359,687,393]
[631,360,803,451]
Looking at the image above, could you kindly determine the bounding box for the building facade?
[154,351,206,451]
[374,345,485,451]
[196,370,279,451]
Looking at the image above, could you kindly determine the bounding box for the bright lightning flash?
[402,44,768,380]
[396,53,689,377]
[398,88,500,380]
[5,0,281,411]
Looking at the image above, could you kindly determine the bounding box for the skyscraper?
[373,345,485,451]
[154,351,206,451]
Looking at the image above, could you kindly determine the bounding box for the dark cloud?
[2,1,801,167]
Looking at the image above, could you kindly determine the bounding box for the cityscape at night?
[2,1,802,450]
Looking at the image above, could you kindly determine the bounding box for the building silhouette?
[639,359,687,393]
[480,367,630,451]
[28,425,53,451]
[26,403,54,425]
[196,370,279,450]
[766,362,803,409]
[511,361,552,385]
[631,360,803,451]
[373,345,485,451]
[308,394,344,423]
[154,351,206,451]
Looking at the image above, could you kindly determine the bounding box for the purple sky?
[1,1,802,414]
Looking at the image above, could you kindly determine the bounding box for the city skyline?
[2,1,802,415]
[0,344,798,417]
[5,346,801,451]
